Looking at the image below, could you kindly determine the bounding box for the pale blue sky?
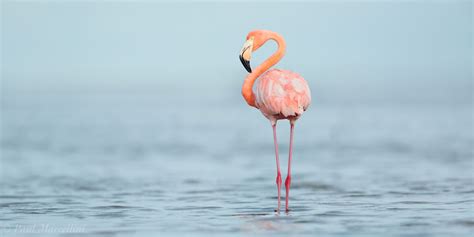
[2,0,472,104]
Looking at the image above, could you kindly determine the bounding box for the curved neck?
[242,32,286,108]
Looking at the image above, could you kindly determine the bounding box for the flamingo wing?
[255,69,311,120]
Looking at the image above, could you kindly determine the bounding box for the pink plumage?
[255,69,311,124]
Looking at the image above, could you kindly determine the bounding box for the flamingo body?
[255,69,311,124]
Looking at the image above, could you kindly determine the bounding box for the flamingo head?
[239,36,254,73]
[239,30,275,73]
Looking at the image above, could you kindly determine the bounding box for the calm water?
[1,92,473,236]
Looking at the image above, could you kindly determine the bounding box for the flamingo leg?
[272,123,282,212]
[285,122,295,212]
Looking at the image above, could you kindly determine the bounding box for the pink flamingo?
[239,30,311,212]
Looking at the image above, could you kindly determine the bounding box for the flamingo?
[239,30,311,212]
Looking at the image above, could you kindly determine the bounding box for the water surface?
[1,92,473,236]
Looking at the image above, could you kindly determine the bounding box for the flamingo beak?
[239,38,253,73]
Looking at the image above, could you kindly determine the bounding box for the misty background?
[1,1,473,235]
[2,0,472,105]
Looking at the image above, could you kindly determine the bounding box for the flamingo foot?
[275,172,282,212]
[285,175,291,211]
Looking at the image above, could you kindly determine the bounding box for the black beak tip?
[239,55,252,73]
[244,63,252,73]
